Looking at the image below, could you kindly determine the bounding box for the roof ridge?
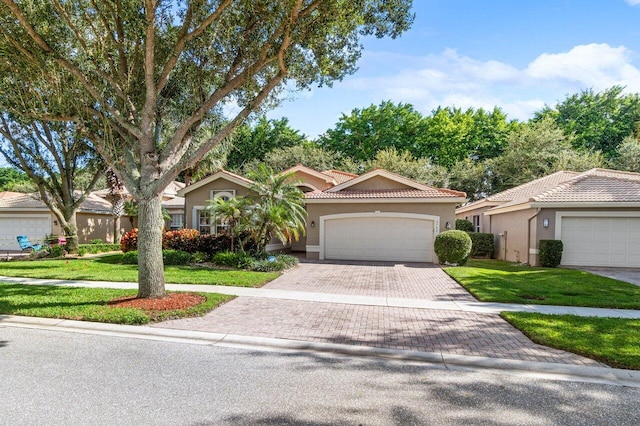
[487,170,579,201]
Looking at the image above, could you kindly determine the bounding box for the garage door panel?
[0,216,51,251]
[560,216,640,267]
[324,216,433,262]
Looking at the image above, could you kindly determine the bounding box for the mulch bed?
[109,292,206,311]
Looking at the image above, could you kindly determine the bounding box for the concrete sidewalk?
[2,275,639,319]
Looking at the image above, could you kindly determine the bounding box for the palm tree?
[105,168,125,243]
[246,165,307,253]
[205,196,248,252]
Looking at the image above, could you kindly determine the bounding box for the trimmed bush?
[468,232,495,258]
[455,219,474,232]
[47,245,66,258]
[121,250,138,264]
[212,251,254,269]
[79,243,121,254]
[120,229,138,253]
[539,240,563,268]
[191,251,209,263]
[434,230,472,265]
[90,239,103,244]
[163,249,192,266]
[163,229,200,252]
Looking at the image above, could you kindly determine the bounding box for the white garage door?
[560,217,640,267]
[324,216,434,262]
[0,216,51,251]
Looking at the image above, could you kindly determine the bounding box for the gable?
[286,170,334,191]
[345,175,415,191]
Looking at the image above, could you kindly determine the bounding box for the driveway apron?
[155,261,600,366]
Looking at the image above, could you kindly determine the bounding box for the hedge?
[539,240,563,268]
[434,230,472,265]
[455,219,474,232]
[468,232,494,258]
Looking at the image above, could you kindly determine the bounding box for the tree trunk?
[63,216,79,253]
[113,216,122,244]
[137,195,166,298]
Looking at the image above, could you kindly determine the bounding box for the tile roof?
[487,171,580,201]
[488,168,640,210]
[0,191,24,200]
[0,192,112,213]
[321,169,358,184]
[306,188,464,199]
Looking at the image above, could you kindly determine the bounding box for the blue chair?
[16,235,43,252]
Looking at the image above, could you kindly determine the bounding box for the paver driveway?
[156,260,600,366]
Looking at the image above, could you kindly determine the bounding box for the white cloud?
[341,43,640,121]
[625,0,640,6]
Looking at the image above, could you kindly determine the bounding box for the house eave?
[177,172,253,196]
[455,199,502,214]
[530,202,640,209]
[484,203,532,215]
[305,197,467,204]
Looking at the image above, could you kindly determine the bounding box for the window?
[169,214,184,230]
[472,215,480,232]
[208,189,236,234]
[198,209,211,234]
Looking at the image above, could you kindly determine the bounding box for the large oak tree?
[0,0,413,297]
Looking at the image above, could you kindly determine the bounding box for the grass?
[0,282,233,325]
[444,259,640,309]
[502,312,640,370]
[0,254,279,287]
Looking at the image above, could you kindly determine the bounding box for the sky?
[267,0,640,139]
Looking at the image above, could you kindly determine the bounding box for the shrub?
[47,245,65,258]
[78,247,87,257]
[79,243,122,254]
[163,229,200,252]
[120,229,138,253]
[90,239,103,244]
[434,230,472,265]
[468,232,494,258]
[191,251,209,263]
[455,219,474,232]
[212,251,254,269]
[250,254,298,271]
[121,250,138,264]
[163,249,192,266]
[539,240,563,268]
[195,233,232,255]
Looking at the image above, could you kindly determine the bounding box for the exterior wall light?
[543,218,549,228]
[310,221,315,228]
[445,221,451,229]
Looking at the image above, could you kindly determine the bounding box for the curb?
[2,314,640,388]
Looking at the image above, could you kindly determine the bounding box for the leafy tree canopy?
[226,117,307,170]
[239,143,356,174]
[613,135,640,172]
[535,86,640,158]
[364,147,449,188]
[0,166,32,191]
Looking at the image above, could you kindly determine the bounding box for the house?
[456,168,640,267]
[0,182,185,251]
[177,166,466,263]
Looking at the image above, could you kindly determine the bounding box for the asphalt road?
[0,326,638,426]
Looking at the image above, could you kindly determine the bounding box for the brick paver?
[264,261,476,301]
[156,297,600,366]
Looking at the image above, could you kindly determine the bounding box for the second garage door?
[0,215,51,251]
[324,216,434,262]
[560,216,640,267]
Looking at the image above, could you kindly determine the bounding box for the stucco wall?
[489,209,537,263]
[305,201,457,247]
[456,205,492,233]
[76,212,133,243]
[184,180,253,229]
[347,176,412,191]
[287,171,332,191]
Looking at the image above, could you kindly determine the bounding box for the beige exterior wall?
[489,209,537,264]
[455,205,492,233]
[305,201,457,260]
[76,212,134,243]
[347,176,412,191]
[287,171,332,192]
[183,180,253,229]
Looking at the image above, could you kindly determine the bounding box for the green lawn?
[0,282,233,325]
[0,254,279,287]
[444,259,640,309]
[502,312,640,370]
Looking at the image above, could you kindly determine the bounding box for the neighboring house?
[0,182,185,251]
[178,166,466,263]
[456,168,640,267]
[0,192,128,250]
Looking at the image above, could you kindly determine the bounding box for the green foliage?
[47,245,65,258]
[364,148,450,187]
[121,251,138,265]
[212,251,254,269]
[613,135,640,172]
[227,117,307,170]
[536,86,640,158]
[433,230,472,265]
[191,252,209,264]
[78,243,121,254]
[162,250,192,266]
[455,219,474,232]
[539,240,563,268]
[120,229,138,253]
[239,143,352,175]
[90,239,103,244]
[0,167,32,191]
[77,247,87,257]
[448,158,494,201]
[468,232,494,258]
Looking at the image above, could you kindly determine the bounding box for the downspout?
[526,208,541,265]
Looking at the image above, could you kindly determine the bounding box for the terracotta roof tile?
[305,189,463,199]
[321,170,358,184]
[487,171,579,202]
